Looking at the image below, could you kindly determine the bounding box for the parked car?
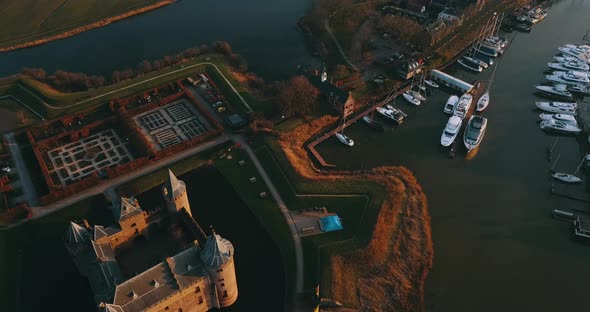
[217,106,226,113]
[212,101,224,108]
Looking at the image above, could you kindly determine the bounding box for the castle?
[65,170,238,312]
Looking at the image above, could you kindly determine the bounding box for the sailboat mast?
[573,153,588,175]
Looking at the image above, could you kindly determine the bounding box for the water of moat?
[13,167,283,312]
[4,0,590,311]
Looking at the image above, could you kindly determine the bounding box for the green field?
[0,0,168,47]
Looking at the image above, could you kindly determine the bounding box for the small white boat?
[444,95,459,114]
[335,132,354,146]
[535,101,577,115]
[453,94,473,119]
[476,92,489,112]
[535,85,573,99]
[402,91,421,105]
[540,119,581,134]
[409,90,426,102]
[463,115,488,151]
[424,80,439,88]
[457,58,483,72]
[552,172,582,183]
[539,113,578,126]
[548,61,589,72]
[440,116,462,147]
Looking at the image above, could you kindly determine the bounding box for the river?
[0,0,315,80]
[316,1,590,311]
[3,0,590,311]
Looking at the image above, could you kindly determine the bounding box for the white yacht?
[535,85,574,99]
[476,92,489,112]
[463,115,488,151]
[402,91,421,105]
[376,106,405,124]
[424,80,439,88]
[552,172,582,183]
[539,113,578,126]
[548,61,589,72]
[535,101,577,115]
[487,36,508,48]
[546,71,590,85]
[568,84,590,95]
[540,119,581,134]
[453,94,473,119]
[335,132,354,146]
[409,90,426,102]
[558,46,590,62]
[554,55,590,65]
[440,116,462,147]
[444,95,459,114]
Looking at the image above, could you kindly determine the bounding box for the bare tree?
[277,76,319,117]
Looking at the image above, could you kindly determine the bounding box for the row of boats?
[535,44,590,100]
[534,44,590,184]
[440,92,489,152]
[502,4,548,33]
[335,76,441,147]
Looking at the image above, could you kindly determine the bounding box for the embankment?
[276,116,434,311]
[0,1,175,53]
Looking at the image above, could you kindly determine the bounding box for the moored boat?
[409,90,426,102]
[548,61,589,71]
[552,172,582,183]
[535,101,577,115]
[546,70,590,86]
[424,79,439,88]
[463,115,488,151]
[453,94,473,119]
[441,116,462,147]
[539,113,578,126]
[444,95,459,114]
[476,92,490,112]
[535,85,574,100]
[457,58,483,72]
[335,132,354,146]
[402,91,421,105]
[540,119,581,134]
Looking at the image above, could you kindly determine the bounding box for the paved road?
[4,132,38,206]
[230,135,305,310]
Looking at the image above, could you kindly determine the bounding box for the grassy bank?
[0,54,254,120]
[0,0,172,50]
[262,115,433,310]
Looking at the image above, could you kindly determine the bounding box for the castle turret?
[64,221,91,255]
[162,169,191,217]
[200,230,238,307]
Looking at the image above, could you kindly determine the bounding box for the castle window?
[216,269,223,272]
[195,286,201,293]
[223,290,228,298]
[198,296,203,304]
[131,223,136,227]
[221,283,225,287]
[218,278,224,282]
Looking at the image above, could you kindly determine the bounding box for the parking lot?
[45,129,133,187]
[134,99,210,150]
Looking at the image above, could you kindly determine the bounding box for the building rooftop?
[65,221,91,244]
[200,233,234,267]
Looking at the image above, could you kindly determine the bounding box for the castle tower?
[162,169,191,217]
[64,221,91,255]
[200,230,238,307]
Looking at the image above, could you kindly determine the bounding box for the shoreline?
[273,116,433,310]
[0,0,175,53]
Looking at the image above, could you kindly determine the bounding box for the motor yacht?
[539,113,578,126]
[402,91,421,105]
[453,94,473,119]
[535,84,573,99]
[444,95,459,114]
[540,119,581,134]
[441,116,462,147]
[548,61,589,71]
[535,101,577,115]
[463,115,488,151]
[546,70,590,85]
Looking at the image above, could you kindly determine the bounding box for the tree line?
[21,41,248,93]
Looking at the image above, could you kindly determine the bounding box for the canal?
[0,0,316,80]
[316,0,590,311]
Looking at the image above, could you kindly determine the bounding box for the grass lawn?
[0,0,168,48]
[0,98,40,128]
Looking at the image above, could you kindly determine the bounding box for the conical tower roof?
[166,169,186,199]
[65,221,91,244]
[115,196,142,222]
[199,233,234,267]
